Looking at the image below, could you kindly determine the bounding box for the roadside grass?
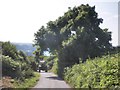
[13,72,40,89]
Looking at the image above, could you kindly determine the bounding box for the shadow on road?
[46,76,63,81]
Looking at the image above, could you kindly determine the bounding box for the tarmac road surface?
[32,71,71,89]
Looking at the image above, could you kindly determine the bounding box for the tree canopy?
[2,41,18,59]
[34,4,112,77]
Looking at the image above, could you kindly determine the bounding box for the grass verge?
[13,72,40,89]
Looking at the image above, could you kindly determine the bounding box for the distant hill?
[12,42,36,56]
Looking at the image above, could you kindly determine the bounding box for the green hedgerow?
[64,53,119,88]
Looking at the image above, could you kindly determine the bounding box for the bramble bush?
[2,55,34,80]
[1,41,39,88]
[2,42,35,81]
[64,53,120,89]
[2,55,22,78]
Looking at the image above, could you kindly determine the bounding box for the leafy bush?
[22,69,34,78]
[2,55,22,78]
[45,56,56,70]
[2,41,18,59]
[51,57,58,74]
[2,55,34,80]
[2,42,39,88]
[64,53,119,88]
[28,56,38,71]
[13,72,40,88]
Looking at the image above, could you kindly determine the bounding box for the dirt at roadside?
[1,76,14,88]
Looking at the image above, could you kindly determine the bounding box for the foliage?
[64,53,120,88]
[18,51,27,61]
[2,42,37,81]
[1,41,40,88]
[51,57,58,74]
[2,55,21,78]
[27,56,38,71]
[2,41,18,59]
[34,4,112,77]
[2,55,34,80]
[44,56,55,70]
[34,4,112,61]
[33,47,42,63]
[13,72,40,89]
[17,50,31,65]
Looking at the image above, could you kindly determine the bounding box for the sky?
[0,0,119,46]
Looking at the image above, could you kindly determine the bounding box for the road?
[32,71,71,89]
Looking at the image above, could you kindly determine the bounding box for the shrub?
[28,56,38,71]
[2,55,22,78]
[2,41,18,59]
[64,53,119,88]
[2,55,34,80]
[51,57,58,74]
[22,69,34,78]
